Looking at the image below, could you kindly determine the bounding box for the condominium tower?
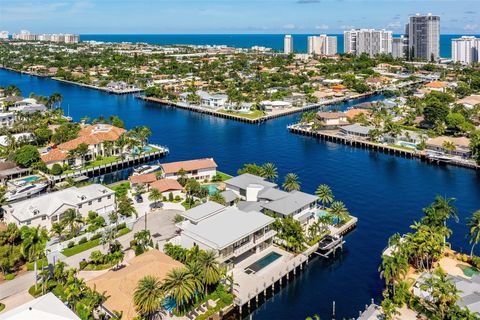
[392,36,408,59]
[307,34,337,55]
[451,36,480,64]
[284,35,293,54]
[344,29,392,56]
[407,14,440,61]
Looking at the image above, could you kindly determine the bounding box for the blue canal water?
[80,34,479,58]
[1,68,480,319]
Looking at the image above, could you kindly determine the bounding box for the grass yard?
[217,109,266,120]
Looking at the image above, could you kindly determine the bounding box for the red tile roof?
[160,158,217,174]
[149,179,183,193]
[129,173,157,185]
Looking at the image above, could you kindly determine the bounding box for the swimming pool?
[398,141,417,149]
[317,210,340,225]
[202,183,220,195]
[245,252,282,273]
[14,175,41,184]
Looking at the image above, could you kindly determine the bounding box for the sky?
[0,0,479,34]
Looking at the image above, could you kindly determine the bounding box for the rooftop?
[149,178,183,193]
[260,190,318,216]
[160,158,217,174]
[224,173,277,190]
[181,201,225,223]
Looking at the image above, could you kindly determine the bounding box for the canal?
[1,69,480,319]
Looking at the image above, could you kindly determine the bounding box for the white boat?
[6,182,48,202]
[132,164,160,176]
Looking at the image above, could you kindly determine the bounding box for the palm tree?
[103,140,114,157]
[330,201,349,224]
[186,261,205,294]
[75,143,90,166]
[20,226,49,262]
[134,276,164,319]
[148,188,162,208]
[162,267,196,311]
[315,184,334,208]
[468,210,480,257]
[261,163,278,182]
[50,222,64,240]
[378,253,408,295]
[115,134,128,159]
[198,250,221,294]
[282,173,301,191]
[61,208,83,237]
[209,192,226,205]
[420,267,460,319]
[100,227,117,251]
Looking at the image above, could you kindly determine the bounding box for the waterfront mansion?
[40,123,126,169]
[2,184,115,228]
[159,158,217,181]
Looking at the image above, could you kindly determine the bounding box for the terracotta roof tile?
[128,173,157,184]
[160,158,217,174]
[149,178,183,193]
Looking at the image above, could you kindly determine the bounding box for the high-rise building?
[452,36,480,64]
[11,31,80,43]
[392,35,408,59]
[0,31,8,40]
[284,35,293,54]
[408,13,440,61]
[344,29,392,56]
[307,35,337,55]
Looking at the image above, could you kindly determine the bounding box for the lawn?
[63,156,120,174]
[215,171,232,181]
[61,228,131,257]
[26,258,49,271]
[110,181,131,198]
[217,109,266,120]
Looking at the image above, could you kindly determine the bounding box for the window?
[98,198,102,203]
[88,201,92,205]
[52,216,58,222]
[78,204,82,209]
[107,195,111,200]
[41,216,46,220]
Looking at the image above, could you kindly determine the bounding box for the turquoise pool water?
[202,183,220,195]
[246,252,282,273]
[398,141,417,149]
[317,210,340,225]
[15,175,40,184]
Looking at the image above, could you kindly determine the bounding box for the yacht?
[6,181,48,202]
[132,164,160,176]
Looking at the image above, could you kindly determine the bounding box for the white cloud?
[315,24,329,30]
[464,24,479,31]
[341,25,355,30]
[387,21,401,29]
[283,23,296,30]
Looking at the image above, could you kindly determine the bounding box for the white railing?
[233,230,277,256]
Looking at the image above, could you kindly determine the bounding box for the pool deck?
[231,246,306,307]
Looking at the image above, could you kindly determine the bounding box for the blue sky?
[0,0,479,34]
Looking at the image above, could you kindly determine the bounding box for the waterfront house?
[260,100,292,112]
[224,102,253,113]
[344,108,371,120]
[87,250,183,320]
[316,112,348,127]
[0,292,80,320]
[40,123,127,169]
[0,112,15,128]
[10,97,47,113]
[197,90,228,109]
[424,81,448,93]
[149,178,183,197]
[128,172,157,186]
[413,272,480,315]
[426,136,471,158]
[224,173,277,201]
[106,81,138,91]
[339,124,375,138]
[160,158,217,181]
[383,130,424,147]
[0,133,34,147]
[2,184,115,229]
[457,95,480,109]
[177,202,276,266]
[0,161,30,184]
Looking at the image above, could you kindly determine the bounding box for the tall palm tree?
[20,226,49,262]
[186,261,205,295]
[162,267,196,311]
[115,134,128,159]
[420,267,459,319]
[61,208,83,237]
[330,201,349,224]
[134,276,164,320]
[468,210,480,257]
[198,250,221,294]
[148,188,162,208]
[100,227,117,251]
[261,163,278,182]
[315,184,334,208]
[282,173,301,192]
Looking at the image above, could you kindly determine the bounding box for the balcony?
[218,230,277,261]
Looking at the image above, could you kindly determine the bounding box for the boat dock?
[288,124,479,171]
[233,216,358,317]
[137,93,379,124]
[48,146,169,184]
[51,78,144,94]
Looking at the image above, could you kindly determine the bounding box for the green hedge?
[26,258,48,271]
[4,273,15,280]
[61,238,101,257]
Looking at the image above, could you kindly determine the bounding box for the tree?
[61,208,83,237]
[467,210,480,257]
[100,227,117,251]
[148,188,162,208]
[117,196,137,218]
[50,163,63,175]
[315,184,334,208]
[12,145,40,168]
[75,143,90,166]
[162,267,196,312]
[134,276,164,319]
[330,201,349,223]
[261,163,278,182]
[209,192,226,205]
[115,134,128,159]
[282,173,300,191]
[379,253,408,296]
[198,250,221,294]
[237,163,263,176]
[420,267,460,319]
[50,222,64,240]
[133,230,152,255]
[423,100,449,125]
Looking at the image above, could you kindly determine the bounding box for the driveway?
[0,272,35,301]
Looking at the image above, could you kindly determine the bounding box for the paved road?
[0,272,35,301]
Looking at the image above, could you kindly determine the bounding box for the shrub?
[79,237,88,245]
[4,273,15,280]
[0,303,5,312]
[67,241,75,248]
[174,195,181,201]
[168,192,174,202]
[28,285,42,297]
[90,233,102,240]
[116,222,126,230]
[162,196,167,201]
[472,256,480,268]
[79,260,88,270]
[50,163,63,175]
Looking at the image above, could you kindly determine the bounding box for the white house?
[0,292,80,320]
[316,112,348,126]
[2,184,115,229]
[10,98,47,113]
[260,100,292,112]
[177,202,276,266]
[224,102,253,113]
[197,90,228,109]
[0,112,15,128]
[160,158,217,181]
